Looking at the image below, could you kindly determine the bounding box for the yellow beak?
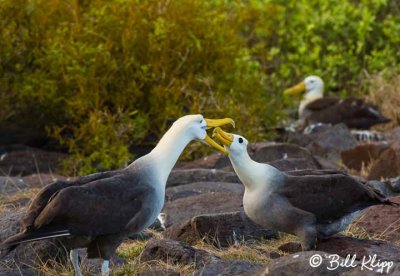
[213,127,234,149]
[205,118,235,129]
[203,118,235,155]
[283,81,306,97]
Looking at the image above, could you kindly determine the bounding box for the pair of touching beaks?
[202,118,235,155]
[206,79,312,154]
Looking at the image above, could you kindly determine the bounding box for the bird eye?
[200,120,203,124]
[239,138,243,143]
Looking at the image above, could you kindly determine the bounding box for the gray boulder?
[195,259,263,276]
[167,169,240,187]
[307,123,357,162]
[140,239,220,268]
[164,211,278,247]
[162,183,243,227]
[262,251,354,275]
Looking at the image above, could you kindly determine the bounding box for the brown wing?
[22,170,119,231]
[32,173,155,236]
[277,174,389,223]
[305,97,390,129]
[305,97,339,110]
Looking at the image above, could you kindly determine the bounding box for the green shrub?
[0,0,399,173]
[258,0,400,96]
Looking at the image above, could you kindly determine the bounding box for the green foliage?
[0,0,399,173]
[258,0,400,95]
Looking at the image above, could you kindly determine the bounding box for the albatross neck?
[299,89,323,116]
[229,149,284,191]
[147,124,193,183]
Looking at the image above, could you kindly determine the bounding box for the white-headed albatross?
[213,127,399,250]
[0,115,234,276]
[284,75,390,129]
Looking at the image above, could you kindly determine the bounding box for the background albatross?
[284,75,390,130]
[214,127,399,250]
[0,114,234,276]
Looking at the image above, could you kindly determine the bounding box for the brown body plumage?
[302,96,390,129]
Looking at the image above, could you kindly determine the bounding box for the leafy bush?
[258,0,400,95]
[0,0,399,173]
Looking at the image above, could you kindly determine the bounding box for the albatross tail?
[364,182,400,208]
[386,200,400,207]
[0,226,71,257]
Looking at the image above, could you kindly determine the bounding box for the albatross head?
[213,127,282,189]
[283,76,324,115]
[171,114,235,155]
[283,75,324,99]
[212,127,248,157]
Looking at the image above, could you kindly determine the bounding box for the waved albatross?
[214,127,399,250]
[0,115,234,276]
[284,75,390,129]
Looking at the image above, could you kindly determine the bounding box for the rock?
[137,269,180,276]
[341,143,389,171]
[314,156,342,170]
[286,132,314,147]
[303,122,333,135]
[22,174,74,188]
[195,259,263,276]
[386,127,400,142]
[368,141,400,180]
[342,263,400,275]
[140,239,263,275]
[164,211,278,247]
[0,209,25,243]
[278,242,302,254]
[251,142,319,166]
[0,176,28,195]
[140,239,220,268]
[0,209,68,273]
[307,123,357,162]
[269,252,281,259]
[268,158,321,171]
[162,189,243,227]
[176,153,230,170]
[262,251,353,275]
[167,169,240,187]
[0,146,67,176]
[278,235,400,262]
[317,236,400,262]
[166,182,243,202]
[353,196,400,244]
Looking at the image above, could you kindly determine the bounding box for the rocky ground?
[1,123,400,275]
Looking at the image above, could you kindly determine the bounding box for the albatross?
[213,127,399,250]
[284,75,390,129]
[0,114,234,276]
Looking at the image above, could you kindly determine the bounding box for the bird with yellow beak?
[283,75,390,129]
[0,115,234,276]
[213,127,399,251]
